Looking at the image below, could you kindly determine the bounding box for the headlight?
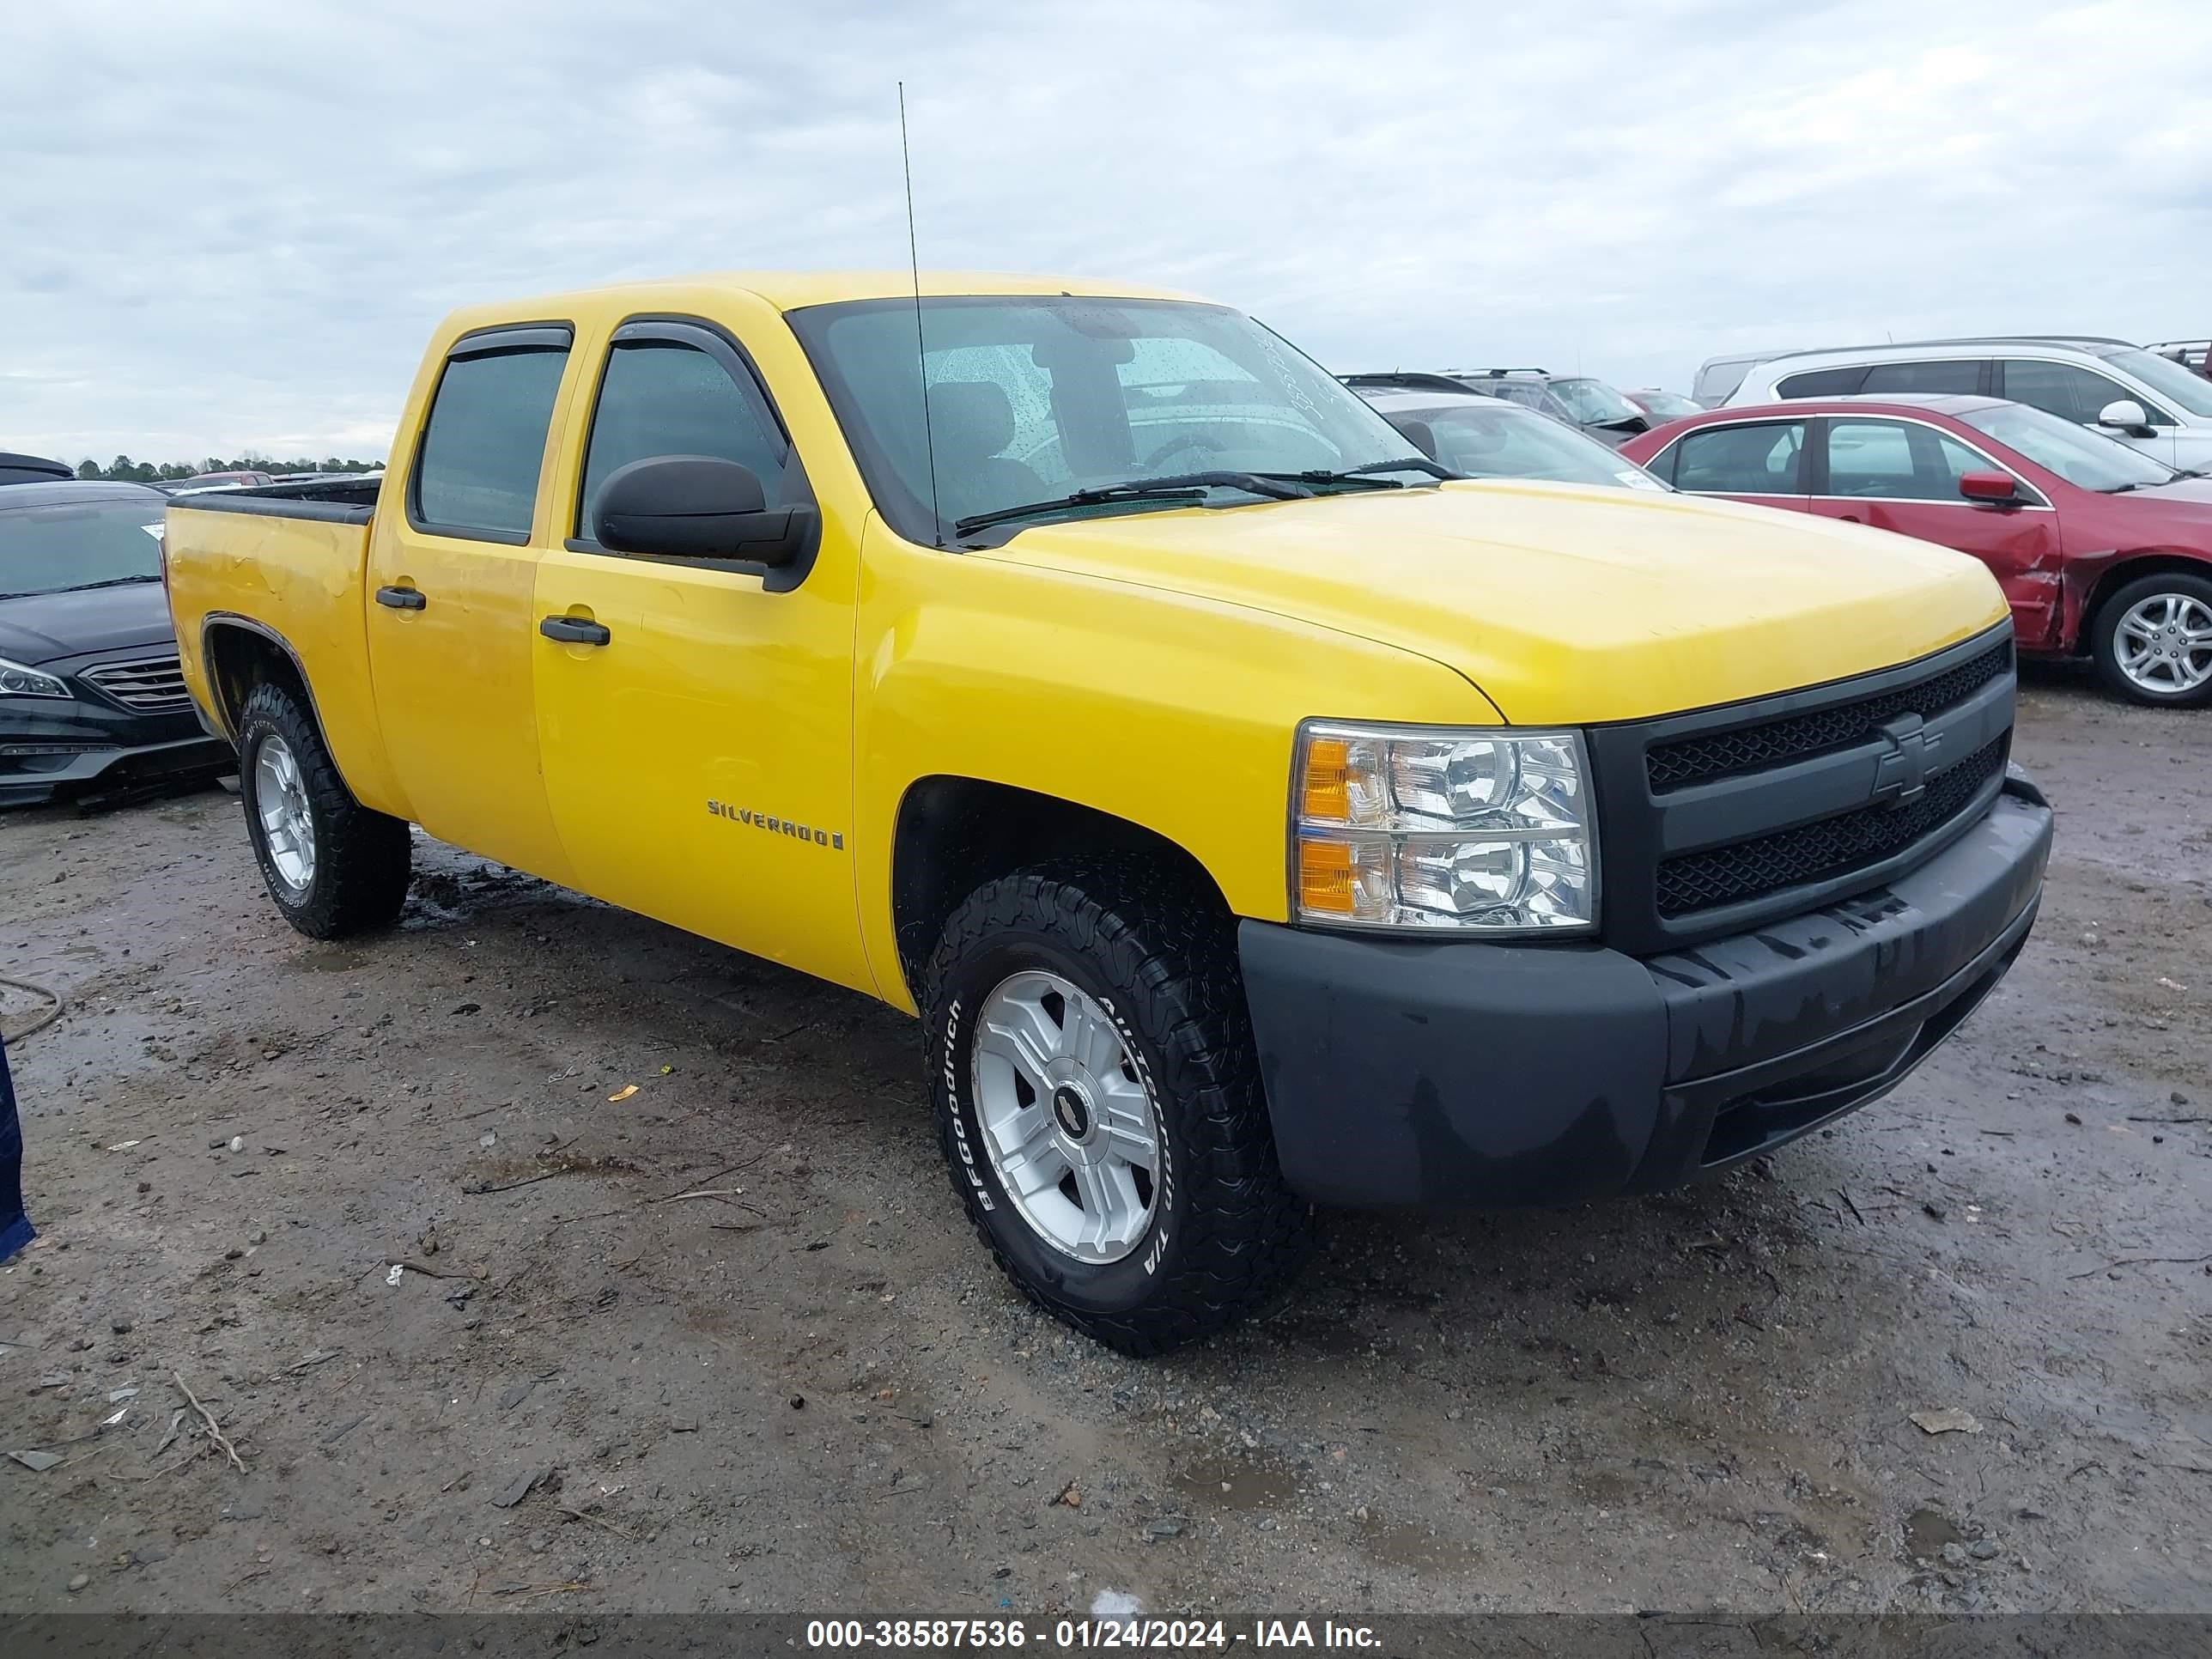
[1291,721,1596,933]
[0,656,71,700]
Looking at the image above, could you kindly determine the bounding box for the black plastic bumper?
[1240,781,2053,1209]
[0,701,231,808]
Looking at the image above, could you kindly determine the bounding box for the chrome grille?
[81,654,192,713]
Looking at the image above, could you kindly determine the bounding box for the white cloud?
[2,0,2207,459]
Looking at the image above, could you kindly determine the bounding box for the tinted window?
[414,343,570,538]
[1825,419,1997,501]
[1858,359,1982,395]
[1999,359,2137,425]
[1775,366,1869,398]
[578,339,791,542]
[1671,422,1807,494]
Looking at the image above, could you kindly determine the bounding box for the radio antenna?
[899,82,943,547]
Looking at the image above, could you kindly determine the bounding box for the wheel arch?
[2075,550,2212,656]
[200,614,323,740]
[888,775,1233,1011]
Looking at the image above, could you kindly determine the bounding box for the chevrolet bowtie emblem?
[1870,714,1942,808]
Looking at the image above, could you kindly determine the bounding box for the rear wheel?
[2092,572,2212,707]
[236,680,411,938]
[922,864,1313,1354]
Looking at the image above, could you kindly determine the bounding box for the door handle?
[374,585,426,611]
[539,615,611,647]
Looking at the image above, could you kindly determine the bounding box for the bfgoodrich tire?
[235,680,411,939]
[2091,571,2212,708]
[922,865,1313,1354]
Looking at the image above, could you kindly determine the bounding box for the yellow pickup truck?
[163,273,2052,1352]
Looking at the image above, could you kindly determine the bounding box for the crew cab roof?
[441,271,1203,331]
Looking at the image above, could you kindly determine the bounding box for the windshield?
[1399,401,1664,490]
[0,497,167,599]
[788,296,1438,542]
[1546,377,1645,426]
[1959,403,2174,490]
[2106,348,2212,419]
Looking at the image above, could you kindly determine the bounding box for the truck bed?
[170,476,381,523]
[163,480,404,815]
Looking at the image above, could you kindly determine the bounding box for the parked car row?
[1350,332,2212,708]
[1619,396,2212,705]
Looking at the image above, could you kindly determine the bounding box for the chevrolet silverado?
[161,273,2052,1352]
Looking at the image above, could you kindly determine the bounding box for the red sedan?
[1620,395,2212,706]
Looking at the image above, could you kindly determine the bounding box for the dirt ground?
[2,665,2207,1619]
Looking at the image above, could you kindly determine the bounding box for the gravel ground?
[1,665,2207,1617]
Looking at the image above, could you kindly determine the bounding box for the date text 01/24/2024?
[804,1620,1381,1650]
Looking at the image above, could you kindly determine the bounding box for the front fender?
[850,517,1499,1012]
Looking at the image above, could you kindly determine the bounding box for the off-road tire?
[2091,570,2212,708]
[922,863,1314,1354]
[236,680,411,938]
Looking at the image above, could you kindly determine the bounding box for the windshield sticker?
[1617,471,1665,491]
[142,523,166,539]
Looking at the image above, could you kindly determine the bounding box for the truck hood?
[0,580,178,666]
[974,481,2007,724]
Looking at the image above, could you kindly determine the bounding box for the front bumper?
[1240,779,2052,1209]
[0,699,232,807]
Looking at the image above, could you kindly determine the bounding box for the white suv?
[1723,337,2212,471]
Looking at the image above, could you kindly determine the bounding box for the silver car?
[1723,337,2212,471]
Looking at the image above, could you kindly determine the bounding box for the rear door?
[528,318,874,995]
[1663,418,1812,511]
[366,325,580,883]
[1809,416,2064,647]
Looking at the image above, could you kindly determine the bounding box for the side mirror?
[1958,470,2020,505]
[595,455,814,567]
[2097,398,2153,434]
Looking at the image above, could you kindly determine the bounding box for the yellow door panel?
[365,325,580,886]
[531,544,872,994]
[365,531,576,884]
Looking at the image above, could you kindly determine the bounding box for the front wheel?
[922,866,1313,1354]
[2092,572,2212,707]
[236,680,411,938]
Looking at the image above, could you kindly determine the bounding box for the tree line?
[75,455,385,483]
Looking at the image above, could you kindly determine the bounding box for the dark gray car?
[0,481,231,806]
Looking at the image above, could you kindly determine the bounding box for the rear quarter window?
[1858,359,1983,396]
[1776,366,1869,398]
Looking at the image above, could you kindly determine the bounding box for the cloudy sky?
[3,0,2207,464]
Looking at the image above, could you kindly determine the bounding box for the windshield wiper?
[56,574,163,591]
[953,471,1310,535]
[1259,457,1460,490]
[2166,467,2210,480]
[2097,483,2144,495]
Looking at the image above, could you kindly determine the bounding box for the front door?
[1810,416,2063,647]
[364,325,580,883]
[530,319,873,996]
